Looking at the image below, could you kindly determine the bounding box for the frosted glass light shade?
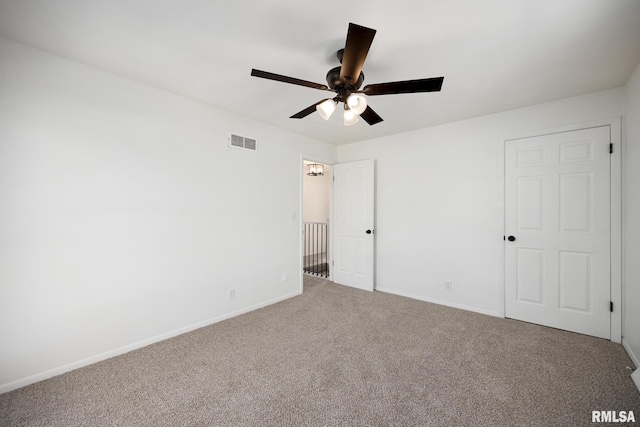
[343,108,360,126]
[316,99,337,120]
[346,94,367,115]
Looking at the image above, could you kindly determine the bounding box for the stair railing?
[303,222,329,278]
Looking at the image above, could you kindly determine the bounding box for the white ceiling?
[1,0,639,145]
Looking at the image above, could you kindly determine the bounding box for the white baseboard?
[0,290,301,395]
[621,339,640,394]
[632,369,640,394]
[375,287,501,318]
[623,339,640,369]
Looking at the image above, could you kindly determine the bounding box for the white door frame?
[497,117,622,343]
[299,153,335,291]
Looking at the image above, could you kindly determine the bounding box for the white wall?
[623,62,640,367]
[1,33,636,394]
[0,37,336,392]
[338,88,625,316]
[302,161,331,224]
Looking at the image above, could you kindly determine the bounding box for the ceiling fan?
[251,23,444,126]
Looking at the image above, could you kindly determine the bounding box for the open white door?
[505,126,611,339]
[332,160,375,291]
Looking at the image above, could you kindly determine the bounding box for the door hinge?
[610,143,613,154]
[610,301,613,312]
[332,260,334,266]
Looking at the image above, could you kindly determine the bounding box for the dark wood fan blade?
[339,23,376,85]
[363,77,444,96]
[360,105,383,125]
[251,69,330,91]
[290,99,329,119]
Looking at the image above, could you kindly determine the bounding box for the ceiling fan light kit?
[251,23,444,127]
[346,94,367,115]
[316,99,338,120]
[343,104,360,126]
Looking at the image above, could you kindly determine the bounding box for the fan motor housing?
[326,66,364,92]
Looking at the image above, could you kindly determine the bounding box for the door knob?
[366,230,373,234]
[507,235,516,242]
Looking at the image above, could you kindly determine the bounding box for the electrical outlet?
[228,288,235,300]
[445,280,453,291]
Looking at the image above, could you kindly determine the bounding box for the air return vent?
[229,133,258,152]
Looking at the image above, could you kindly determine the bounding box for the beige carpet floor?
[1,276,639,426]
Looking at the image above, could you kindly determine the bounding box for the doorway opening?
[302,160,331,280]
